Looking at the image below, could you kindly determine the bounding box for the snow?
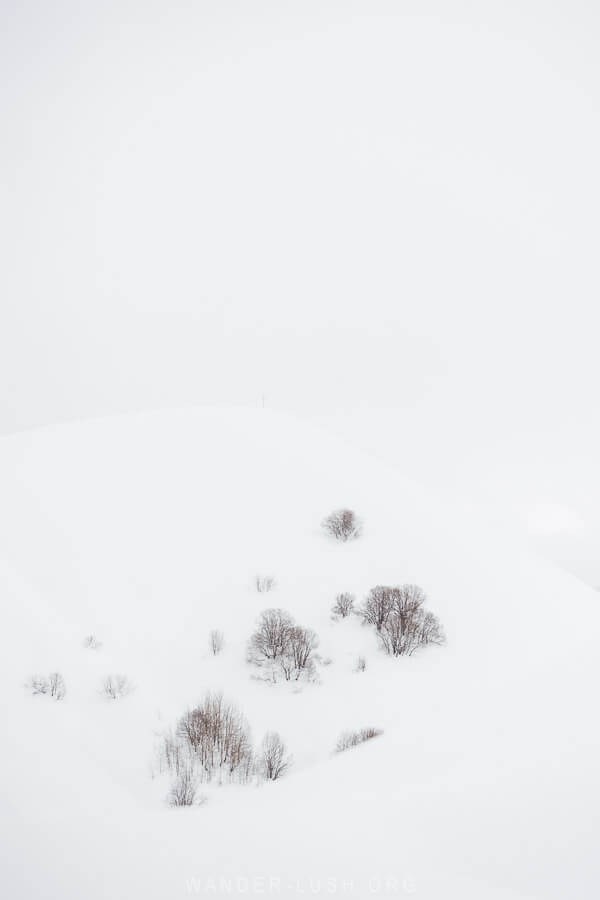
[0,407,598,899]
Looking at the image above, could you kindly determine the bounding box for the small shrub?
[83,634,102,650]
[321,509,362,542]
[255,575,276,592]
[168,765,202,807]
[258,732,292,781]
[335,727,382,753]
[102,674,134,699]
[27,672,65,700]
[331,592,355,619]
[354,656,367,673]
[48,672,66,700]
[28,675,49,695]
[209,629,224,656]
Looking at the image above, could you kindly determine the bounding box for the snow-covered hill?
[1,408,598,899]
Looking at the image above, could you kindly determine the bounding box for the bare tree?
[418,609,445,647]
[255,575,276,592]
[248,608,294,662]
[48,672,66,700]
[390,584,427,631]
[102,674,134,699]
[281,626,319,681]
[209,629,224,656]
[83,634,102,650]
[378,613,405,656]
[258,732,292,781]
[321,509,362,542]
[157,730,186,776]
[168,765,201,807]
[331,592,355,619]
[335,727,383,753]
[359,585,395,631]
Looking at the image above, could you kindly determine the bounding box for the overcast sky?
[2,1,600,579]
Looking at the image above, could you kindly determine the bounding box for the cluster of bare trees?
[329,582,444,659]
[176,693,254,780]
[158,692,292,804]
[335,727,383,753]
[359,584,445,656]
[248,608,319,682]
[27,672,66,700]
[321,508,362,542]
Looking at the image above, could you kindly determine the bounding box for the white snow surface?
[0,407,598,899]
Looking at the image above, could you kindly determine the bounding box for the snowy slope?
[0,408,598,899]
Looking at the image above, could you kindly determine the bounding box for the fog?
[2,1,600,580]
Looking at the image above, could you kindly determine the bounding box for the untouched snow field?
[0,408,598,899]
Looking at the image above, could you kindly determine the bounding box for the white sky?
[2,1,600,579]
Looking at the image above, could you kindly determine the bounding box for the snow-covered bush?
[176,692,253,782]
[168,765,202,807]
[255,575,276,592]
[248,609,319,682]
[331,592,355,619]
[335,727,382,753]
[27,672,66,700]
[83,634,102,650]
[321,508,362,542]
[209,629,224,655]
[257,732,292,781]
[102,674,134,699]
